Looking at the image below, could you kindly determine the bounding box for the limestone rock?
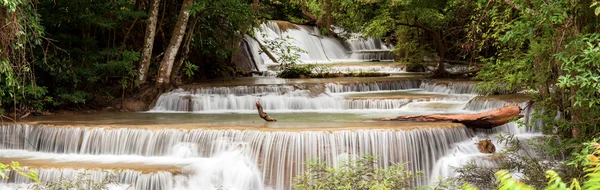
[122,100,148,112]
[478,139,496,154]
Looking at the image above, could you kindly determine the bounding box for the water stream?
[0,21,539,190]
[0,77,538,189]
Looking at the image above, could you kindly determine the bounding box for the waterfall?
[151,90,431,112]
[0,124,471,189]
[325,80,421,93]
[429,98,542,183]
[420,81,478,94]
[247,21,396,68]
[150,80,488,112]
[346,38,395,61]
[1,169,174,190]
[315,66,406,73]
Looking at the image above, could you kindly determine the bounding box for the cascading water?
[1,124,470,189]
[346,38,395,61]
[151,80,479,113]
[247,21,395,70]
[1,74,538,189]
[314,65,406,73]
[428,99,543,184]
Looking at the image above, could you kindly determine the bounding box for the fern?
[464,140,600,190]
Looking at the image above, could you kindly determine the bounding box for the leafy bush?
[293,155,420,190]
[405,62,427,72]
[456,138,600,190]
[278,65,313,78]
[0,162,39,183]
[1,161,117,190]
[455,133,566,189]
[260,34,307,73]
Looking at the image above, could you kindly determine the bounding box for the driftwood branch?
[379,105,523,129]
[256,101,276,122]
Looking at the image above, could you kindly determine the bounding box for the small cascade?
[429,98,541,183]
[0,124,471,189]
[0,148,264,190]
[1,169,174,190]
[247,21,396,68]
[325,80,421,93]
[152,90,427,112]
[183,85,296,95]
[420,81,478,94]
[317,66,406,73]
[346,38,395,61]
[464,99,527,111]
[251,21,348,65]
[152,80,426,112]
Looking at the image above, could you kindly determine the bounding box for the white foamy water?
[315,66,405,73]
[428,99,543,184]
[0,148,263,190]
[0,124,471,189]
[0,72,540,189]
[151,80,479,113]
[248,21,395,68]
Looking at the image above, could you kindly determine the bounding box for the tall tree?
[156,0,193,88]
[138,0,161,84]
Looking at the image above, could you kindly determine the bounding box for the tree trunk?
[156,0,193,88]
[137,0,160,84]
[325,0,332,36]
[252,0,259,11]
[171,16,198,83]
[570,87,580,138]
[431,30,447,76]
[379,105,523,129]
[229,0,259,70]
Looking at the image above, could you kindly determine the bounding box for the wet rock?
[103,107,118,112]
[293,84,326,97]
[232,42,256,72]
[478,139,496,154]
[121,100,148,112]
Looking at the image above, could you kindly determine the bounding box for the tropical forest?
[1,0,600,189]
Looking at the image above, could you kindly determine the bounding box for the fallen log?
[379,105,523,129]
[256,101,277,122]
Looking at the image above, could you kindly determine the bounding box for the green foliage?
[556,34,600,109]
[0,162,40,184]
[188,0,257,78]
[30,172,118,190]
[333,0,477,67]
[1,0,47,113]
[457,139,600,190]
[183,61,199,78]
[261,35,306,68]
[1,161,117,190]
[455,133,565,189]
[472,0,600,140]
[278,65,313,78]
[406,62,427,72]
[260,34,310,78]
[293,155,419,190]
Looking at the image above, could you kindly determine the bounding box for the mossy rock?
[406,62,426,72]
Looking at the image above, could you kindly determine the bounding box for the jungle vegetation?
[2,0,600,189]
